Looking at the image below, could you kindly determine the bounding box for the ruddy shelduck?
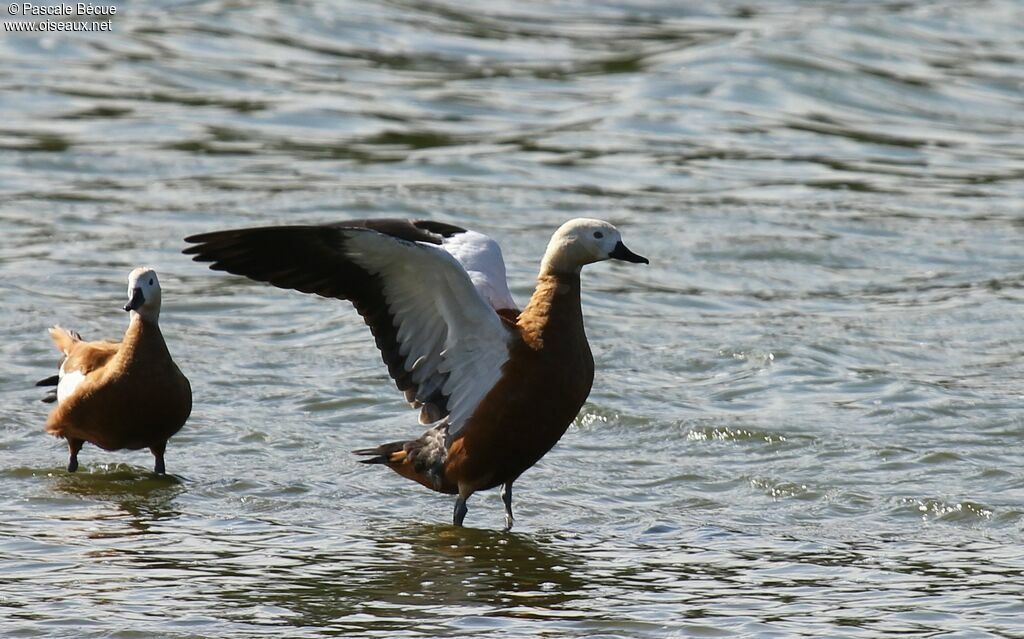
[39,267,192,474]
[184,219,647,528]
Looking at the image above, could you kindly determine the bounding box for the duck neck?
[539,236,583,278]
[121,313,166,361]
[518,270,584,351]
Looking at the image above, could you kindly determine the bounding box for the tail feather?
[352,427,451,493]
[352,442,407,465]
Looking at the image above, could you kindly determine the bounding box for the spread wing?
[438,229,518,314]
[184,219,515,435]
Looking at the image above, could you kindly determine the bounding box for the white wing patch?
[441,230,517,311]
[56,364,86,404]
[342,230,513,437]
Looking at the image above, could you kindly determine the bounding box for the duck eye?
[594,231,604,239]
[148,278,154,285]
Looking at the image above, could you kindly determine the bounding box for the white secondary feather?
[440,230,517,311]
[342,229,513,437]
[56,364,85,404]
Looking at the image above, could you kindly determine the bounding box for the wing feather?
[44,327,119,405]
[341,230,512,435]
[184,219,515,432]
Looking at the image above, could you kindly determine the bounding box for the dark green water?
[1,1,1023,636]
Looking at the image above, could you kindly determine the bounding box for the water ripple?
[2,0,1024,636]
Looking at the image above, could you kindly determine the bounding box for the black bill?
[123,287,145,312]
[609,241,649,264]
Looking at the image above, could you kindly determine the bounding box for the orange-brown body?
[45,320,192,460]
[386,272,594,496]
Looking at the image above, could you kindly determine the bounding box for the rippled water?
[2,0,1023,636]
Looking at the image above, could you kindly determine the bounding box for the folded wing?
[184,219,515,434]
[45,327,119,404]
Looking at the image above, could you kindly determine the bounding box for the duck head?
[540,218,649,275]
[124,267,162,321]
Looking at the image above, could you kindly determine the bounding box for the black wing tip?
[37,375,58,403]
[182,232,224,260]
[182,218,470,253]
[183,229,239,246]
[182,225,302,249]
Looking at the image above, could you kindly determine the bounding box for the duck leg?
[453,495,468,527]
[66,438,84,472]
[501,481,515,531]
[150,441,167,475]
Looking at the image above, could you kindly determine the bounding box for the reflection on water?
[205,525,589,634]
[2,0,1024,636]
[46,465,185,538]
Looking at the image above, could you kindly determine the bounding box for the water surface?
[1,0,1023,636]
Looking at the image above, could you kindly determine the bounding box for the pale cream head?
[124,267,162,321]
[539,218,649,276]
